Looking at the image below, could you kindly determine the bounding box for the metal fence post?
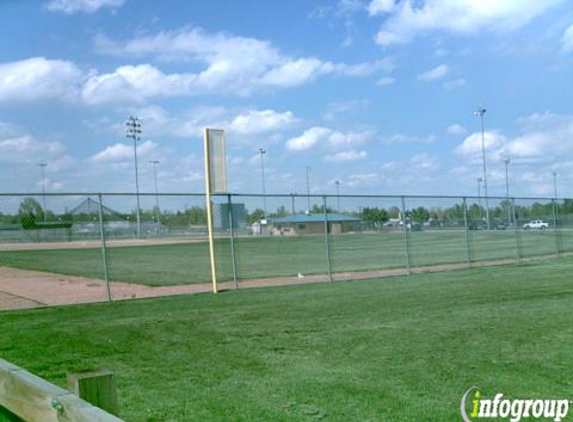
[401,196,411,274]
[227,194,238,289]
[512,198,520,263]
[463,197,471,267]
[552,198,560,256]
[97,194,112,302]
[323,196,333,282]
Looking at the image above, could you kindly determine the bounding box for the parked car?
[468,220,487,231]
[406,222,422,231]
[493,220,507,230]
[523,220,549,230]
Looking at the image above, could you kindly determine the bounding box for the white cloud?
[285,127,372,151]
[455,113,573,164]
[335,0,365,15]
[443,78,466,90]
[344,172,381,188]
[309,1,366,48]
[90,28,391,102]
[286,127,331,151]
[323,99,369,121]
[449,113,573,197]
[380,133,436,144]
[181,171,203,183]
[81,64,196,105]
[562,24,573,53]
[373,0,566,46]
[376,76,395,86]
[90,140,157,163]
[447,124,467,136]
[36,178,65,191]
[0,57,82,103]
[329,129,373,148]
[417,64,450,81]
[455,130,506,162]
[228,110,298,135]
[0,131,76,180]
[121,106,297,141]
[46,0,125,14]
[324,150,367,162]
[410,153,440,170]
[2,28,394,106]
[434,48,449,57]
[505,113,573,159]
[368,0,395,15]
[0,122,20,139]
[0,135,70,165]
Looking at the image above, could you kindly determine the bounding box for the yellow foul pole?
[203,129,218,294]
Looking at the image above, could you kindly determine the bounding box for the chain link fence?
[0,192,570,310]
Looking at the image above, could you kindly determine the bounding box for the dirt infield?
[0,237,207,251]
[0,257,530,311]
[0,267,332,311]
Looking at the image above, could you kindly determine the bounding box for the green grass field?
[1,258,572,421]
[0,230,567,286]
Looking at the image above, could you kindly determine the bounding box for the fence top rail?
[0,192,566,202]
[0,358,126,422]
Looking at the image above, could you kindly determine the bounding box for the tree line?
[3,197,573,229]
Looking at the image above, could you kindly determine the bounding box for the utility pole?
[477,177,483,218]
[553,172,558,200]
[305,166,311,213]
[37,162,47,222]
[335,180,340,212]
[474,107,490,229]
[259,148,267,221]
[148,160,160,224]
[125,116,142,238]
[504,158,511,225]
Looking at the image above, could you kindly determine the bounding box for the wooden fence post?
[0,358,125,422]
[67,370,119,417]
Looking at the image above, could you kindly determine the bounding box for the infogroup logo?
[461,387,570,422]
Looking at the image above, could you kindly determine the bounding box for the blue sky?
[1,0,572,198]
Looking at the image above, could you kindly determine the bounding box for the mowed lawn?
[1,259,573,421]
[0,230,566,286]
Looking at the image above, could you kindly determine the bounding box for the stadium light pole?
[37,162,47,222]
[259,148,267,221]
[148,160,160,223]
[335,180,340,212]
[504,159,511,225]
[477,177,483,218]
[474,107,490,229]
[553,171,559,235]
[125,116,142,238]
[306,166,311,213]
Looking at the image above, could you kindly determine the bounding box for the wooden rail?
[0,359,126,422]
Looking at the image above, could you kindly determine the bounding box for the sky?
[1,0,572,200]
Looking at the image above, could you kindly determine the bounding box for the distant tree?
[159,206,206,227]
[467,203,484,219]
[441,204,464,220]
[410,206,430,223]
[387,206,401,219]
[187,206,207,225]
[562,199,573,214]
[18,197,43,228]
[310,204,334,214]
[361,207,389,229]
[271,205,288,218]
[247,209,265,225]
